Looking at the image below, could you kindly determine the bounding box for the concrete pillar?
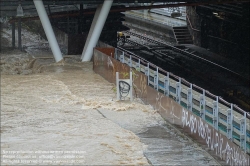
[81,5,102,59]
[81,0,113,61]
[12,22,15,48]
[33,0,63,62]
[18,18,21,50]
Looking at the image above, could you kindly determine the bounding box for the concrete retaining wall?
[93,47,250,166]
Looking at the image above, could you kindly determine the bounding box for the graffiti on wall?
[181,108,249,166]
[154,92,180,124]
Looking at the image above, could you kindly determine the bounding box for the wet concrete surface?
[96,107,222,165]
[137,125,220,165]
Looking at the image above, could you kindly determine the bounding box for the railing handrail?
[186,13,200,32]
[117,47,249,116]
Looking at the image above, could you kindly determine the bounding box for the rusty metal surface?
[95,47,115,58]
[94,49,130,84]
[93,48,250,166]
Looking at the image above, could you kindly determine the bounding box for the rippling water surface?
[1,26,220,165]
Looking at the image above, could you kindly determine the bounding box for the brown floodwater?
[1,26,220,165]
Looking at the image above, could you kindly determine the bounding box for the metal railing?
[115,47,250,153]
[125,11,186,27]
[186,11,200,32]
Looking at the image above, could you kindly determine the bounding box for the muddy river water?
[1,58,221,165]
[1,26,220,165]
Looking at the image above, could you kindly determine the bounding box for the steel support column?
[81,0,113,61]
[33,0,63,62]
[0,23,2,52]
[12,22,15,48]
[18,18,21,50]
[78,4,83,34]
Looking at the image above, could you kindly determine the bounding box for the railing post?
[145,63,149,85]
[227,104,233,140]
[240,111,247,152]
[130,71,133,101]
[127,55,132,67]
[145,64,148,76]
[154,67,159,91]
[164,72,169,96]
[116,72,119,101]
[213,96,219,130]
[147,63,150,85]
[187,84,193,111]
[200,89,206,120]
[176,78,181,104]
[119,51,124,63]
[12,22,15,48]
[115,48,117,60]
[136,59,140,71]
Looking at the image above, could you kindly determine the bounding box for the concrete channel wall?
[93,47,250,166]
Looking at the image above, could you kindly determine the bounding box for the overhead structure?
[81,0,113,61]
[33,0,63,62]
[2,0,249,59]
[6,1,249,23]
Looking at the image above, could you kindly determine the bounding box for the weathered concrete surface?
[138,125,220,165]
[97,108,221,166]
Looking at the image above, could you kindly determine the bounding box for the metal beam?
[1,0,249,6]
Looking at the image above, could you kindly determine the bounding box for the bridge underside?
[1,0,249,61]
